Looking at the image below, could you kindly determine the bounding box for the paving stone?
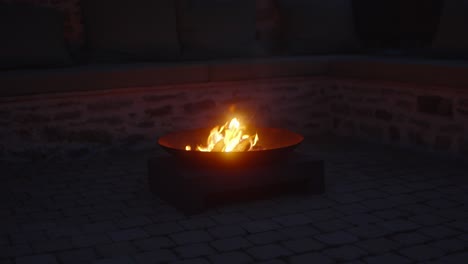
[175,243,215,258]
[390,232,431,246]
[210,236,252,252]
[109,228,148,242]
[323,245,368,261]
[170,230,212,245]
[435,252,468,264]
[246,231,287,245]
[5,132,468,264]
[327,193,365,204]
[207,225,246,239]
[134,249,178,264]
[301,197,337,210]
[170,258,210,264]
[241,220,281,233]
[312,219,352,232]
[15,254,58,264]
[372,209,409,220]
[144,222,184,236]
[449,221,468,232]
[282,237,325,253]
[355,237,399,254]
[377,219,420,233]
[403,182,435,192]
[412,190,444,201]
[256,260,287,264]
[425,198,461,209]
[210,213,250,224]
[458,233,468,241]
[428,238,467,253]
[277,224,320,239]
[83,221,118,234]
[213,203,247,214]
[380,183,412,194]
[343,261,366,264]
[408,213,450,226]
[60,216,91,226]
[334,203,370,214]
[398,244,446,261]
[364,253,412,264]
[132,236,175,251]
[0,244,32,258]
[347,224,391,239]
[399,203,434,214]
[208,251,253,264]
[0,235,8,246]
[179,217,217,230]
[289,252,334,264]
[243,208,284,220]
[88,210,125,222]
[315,231,359,245]
[437,208,468,221]
[246,244,293,260]
[117,216,152,229]
[304,208,343,222]
[269,201,308,215]
[357,189,389,199]
[72,234,112,248]
[341,213,382,225]
[153,212,186,223]
[272,214,312,227]
[57,248,97,264]
[385,194,415,205]
[419,225,460,239]
[63,206,96,217]
[21,221,57,231]
[10,231,48,244]
[96,241,138,258]
[32,238,74,253]
[92,256,137,264]
[333,181,378,193]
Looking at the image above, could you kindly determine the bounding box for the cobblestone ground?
[1,135,468,264]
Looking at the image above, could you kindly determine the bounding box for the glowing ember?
[186,118,259,152]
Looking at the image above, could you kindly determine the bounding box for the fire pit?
[148,117,324,213]
[158,126,304,167]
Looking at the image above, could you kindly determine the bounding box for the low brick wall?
[0,78,331,161]
[331,79,468,159]
[1,76,467,161]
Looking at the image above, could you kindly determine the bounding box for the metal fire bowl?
[158,127,304,167]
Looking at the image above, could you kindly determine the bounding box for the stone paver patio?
[1,135,468,263]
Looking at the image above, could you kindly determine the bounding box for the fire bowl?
[157,127,304,167]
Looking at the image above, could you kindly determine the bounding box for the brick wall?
[1,77,467,161]
[330,80,468,158]
[0,78,331,161]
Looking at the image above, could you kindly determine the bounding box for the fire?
[186,118,259,152]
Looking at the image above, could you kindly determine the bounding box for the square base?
[147,152,325,214]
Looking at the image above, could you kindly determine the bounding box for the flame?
[186,118,259,152]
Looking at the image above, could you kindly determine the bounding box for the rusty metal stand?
[147,152,324,214]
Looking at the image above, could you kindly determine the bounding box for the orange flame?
[186,118,259,152]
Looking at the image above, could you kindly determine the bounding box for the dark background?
[353,0,444,50]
